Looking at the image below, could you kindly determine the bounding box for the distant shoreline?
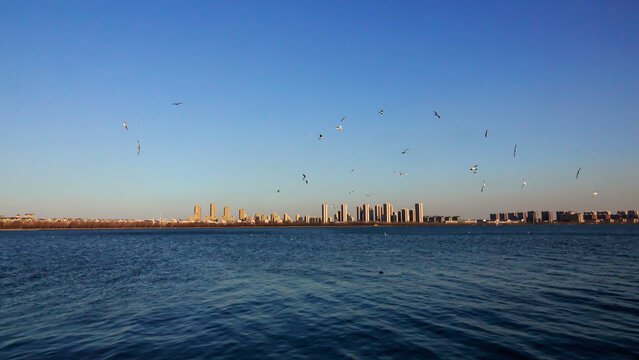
[0,221,634,231]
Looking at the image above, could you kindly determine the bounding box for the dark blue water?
[1,225,638,359]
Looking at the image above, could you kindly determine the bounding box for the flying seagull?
[172,102,183,106]
[351,168,355,173]
[470,165,478,174]
[592,191,598,198]
[402,148,409,154]
[123,121,128,131]
[302,174,308,184]
[336,125,343,131]
[318,134,324,140]
[576,167,582,179]
[379,109,384,115]
[433,111,440,119]
[513,144,518,158]
[393,171,408,176]
[521,179,527,189]
[340,116,346,122]
[481,180,486,192]
[136,140,141,156]
[485,129,488,138]
[365,193,373,197]
[348,190,354,194]
[277,188,280,193]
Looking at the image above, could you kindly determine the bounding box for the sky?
[1,0,638,220]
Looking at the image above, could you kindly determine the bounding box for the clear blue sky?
[1,0,638,219]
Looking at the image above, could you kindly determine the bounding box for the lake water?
[1,225,638,359]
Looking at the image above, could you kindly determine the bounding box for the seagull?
[136,140,141,156]
[302,174,308,184]
[318,134,324,140]
[365,193,373,197]
[330,204,336,209]
[379,109,384,115]
[348,190,354,194]
[433,111,440,119]
[521,179,527,189]
[340,116,346,122]
[351,168,355,173]
[393,171,408,176]
[123,121,128,131]
[484,129,488,138]
[481,180,486,192]
[172,102,183,106]
[576,167,582,179]
[336,125,343,131]
[277,188,280,193]
[401,148,409,155]
[513,144,517,158]
[592,191,598,198]
[470,165,478,174]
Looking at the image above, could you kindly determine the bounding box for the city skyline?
[1,1,639,219]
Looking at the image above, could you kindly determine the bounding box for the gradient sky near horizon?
[1,0,638,220]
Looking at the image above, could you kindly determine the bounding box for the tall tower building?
[383,203,393,223]
[356,206,362,222]
[340,203,348,223]
[223,206,230,222]
[322,203,328,224]
[188,205,202,222]
[205,203,217,222]
[375,205,383,222]
[363,204,371,222]
[239,208,247,221]
[415,202,423,223]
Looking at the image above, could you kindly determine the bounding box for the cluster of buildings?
[489,210,639,224]
[186,202,468,225]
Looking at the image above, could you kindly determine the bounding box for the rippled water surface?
[1,225,638,359]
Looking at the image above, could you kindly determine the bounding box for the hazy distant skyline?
[1,1,638,219]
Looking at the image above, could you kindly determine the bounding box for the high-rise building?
[341,204,348,223]
[400,208,409,222]
[188,205,202,222]
[490,213,498,221]
[322,204,328,224]
[356,206,362,222]
[415,203,423,223]
[375,205,383,222]
[239,209,247,221]
[223,206,230,222]
[383,203,393,223]
[526,211,539,223]
[363,204,371,222]
[204,203,218,222]
[541,211,553,222]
